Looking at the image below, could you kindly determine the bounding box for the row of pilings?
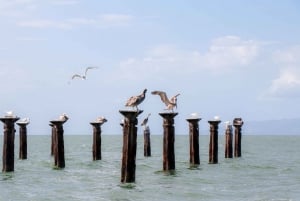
[0,111,243,185]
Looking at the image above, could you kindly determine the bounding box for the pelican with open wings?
[151,91,180,112]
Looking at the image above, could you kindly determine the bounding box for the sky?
[0,0,300,135]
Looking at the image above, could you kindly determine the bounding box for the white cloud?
[0,0,37,17]
[114,36,261,81]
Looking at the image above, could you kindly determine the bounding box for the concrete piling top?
[159,112,178,119]
[119,110,143,120]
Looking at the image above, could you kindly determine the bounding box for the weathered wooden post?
[119,110,143,183]
[50,118,68,169]
[159,112,178,171]
[208,118,221,164]
[17,119,30,160]
[186,116,201,166]
[90,122,102,160]
[233,118,244,157]
[0,113,20,172]
[224,121,233,158]
[50,123,55,156]
[143,126,151,157]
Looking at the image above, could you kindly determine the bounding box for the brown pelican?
[125,89,147,111]
[151,91,180,112]
[141,113,151,127]
[71,66,98,80]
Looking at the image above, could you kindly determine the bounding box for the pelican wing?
[151,91,170,106]
[125,96,138,106]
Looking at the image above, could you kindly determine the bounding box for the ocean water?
[0,135,299,201]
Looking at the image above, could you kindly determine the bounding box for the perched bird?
[5,111,15,118]
[151,91,180,112]
[125,89,147,111]
[224,121,232,130]
[141,113,151,127]
[58,113,69,122]
[71,66,98,80]
[18,117,30,124]
[95,116,108,125]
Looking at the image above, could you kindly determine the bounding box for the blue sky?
[1,0,300,135]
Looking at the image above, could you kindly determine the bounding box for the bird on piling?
[70,66,98,81]
[95,116,108,125]
[125,89,147,111]
[58,113,69,122]
[151,91,180,112]
[18,117,30,124]
[141,113,151,128]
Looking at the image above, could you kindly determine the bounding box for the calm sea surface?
[0,135,299,201]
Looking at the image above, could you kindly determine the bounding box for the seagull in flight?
[125,89,147,111]
[151,91,180,112]
[71,66,98,81]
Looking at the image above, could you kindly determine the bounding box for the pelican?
[214,115,220,121]
[71,66,98,80]
[151,91,180,112]
[141,113,151,127]
[95,116,107,125]
[58,113,69,122]
[125,89,147,111]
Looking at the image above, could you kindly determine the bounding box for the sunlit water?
[0,135,299,201]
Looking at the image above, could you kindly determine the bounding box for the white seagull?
[18,117,30,124]
[151,91,180,112]
[141,113,151,127]
[95,116,108,125]
[125,89,147,111]
[58,113,69,122]
[71,66,98,80]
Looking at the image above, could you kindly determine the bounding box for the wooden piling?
[50,120,67,169]
[90,122,102,160]
[186,117,201,166]
[50,123,55,156]
[225,124,233,158]
[208,120,221,164]
[159,112,178,171]
[17,122,29,160]
[119,110,143,183]
[0,116,20,172]
[233,118,243,157]
[143,126,151,157]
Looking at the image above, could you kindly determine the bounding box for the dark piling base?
[233,118,243,157]
[225,126,233,158]
[17,123,29,160]
[143,127,151,157]
[119,110,143,183]
[91,122,102,160]
[186,118,201,166]
[50,120,66,169]
[208,120,221,164]
[0,117,20,172]
[159,112,178,171]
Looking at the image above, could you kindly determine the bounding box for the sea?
[0,134,299,201]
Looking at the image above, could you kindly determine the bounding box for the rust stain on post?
[119,110,143,183]
[159,112,178,171]
[186,118,201,166]
[0,117,20,172]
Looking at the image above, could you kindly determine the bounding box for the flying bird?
[151,91,180,112]
[125,89,147,111]
[141,113,151,127]
[70,66,98,81]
